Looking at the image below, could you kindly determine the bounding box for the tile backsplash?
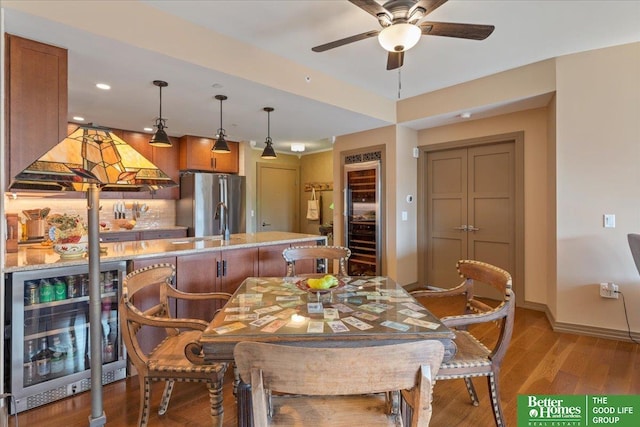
[5,197,176,232]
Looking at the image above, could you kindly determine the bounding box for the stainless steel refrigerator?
[177,172,246,237]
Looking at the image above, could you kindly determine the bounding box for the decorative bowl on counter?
[53,242,88,259]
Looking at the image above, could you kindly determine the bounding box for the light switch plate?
[603,214,615,228]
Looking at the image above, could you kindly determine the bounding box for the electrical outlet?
[600,282,619,299]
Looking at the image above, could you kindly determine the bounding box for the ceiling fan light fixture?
[261,107,277,159]
[212,94,231,153]
[378,23,421,52]
[149,80,172,147]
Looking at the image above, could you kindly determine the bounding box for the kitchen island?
[4,231,325,273]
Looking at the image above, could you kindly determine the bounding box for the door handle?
[467,225,480,232]
[453,225,468,231]
[262,221,271,227]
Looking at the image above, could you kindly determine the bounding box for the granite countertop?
[3,232,325,273]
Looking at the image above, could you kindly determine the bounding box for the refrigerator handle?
[216,261,221,278]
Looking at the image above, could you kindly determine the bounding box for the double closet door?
[426,142,516,293]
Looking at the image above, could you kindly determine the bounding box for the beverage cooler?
[6,262,127,413]
[344,160,382,276]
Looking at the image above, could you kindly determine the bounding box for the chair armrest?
[410,281,467,298]
[165,286,233,302]
[441,301,508,328]
[127,304,209,331]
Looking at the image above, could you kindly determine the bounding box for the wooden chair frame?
[410,259,515,427]
[282,245,351,277]
[120,263,233,426]
[234,340,445,426]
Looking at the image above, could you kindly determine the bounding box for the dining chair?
[234,340,445,426]
[627,234,640,276]
[410,259,515,427]
[282,245,351,276]
[120,263,232,427]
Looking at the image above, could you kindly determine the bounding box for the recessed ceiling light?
[96,83,111,90]
[143,127,153,132]
[460,112,472,119]
[72,116,85,121]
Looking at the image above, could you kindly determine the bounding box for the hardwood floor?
[8,303,640,426]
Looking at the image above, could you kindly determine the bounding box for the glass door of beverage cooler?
[9,262,127,413]
[344,160,381,276]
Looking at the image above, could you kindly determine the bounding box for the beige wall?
[554,42,640,331]
[299,150,334,236]
[546,94,558,316]
[418,108,550,304]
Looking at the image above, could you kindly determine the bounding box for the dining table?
[200,275,455,426]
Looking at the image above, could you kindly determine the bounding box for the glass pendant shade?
[212,95,231,153]
[378,23,421,52]
[149,80,172,147]
[261,107,277,159]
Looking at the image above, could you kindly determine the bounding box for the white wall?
[555,42,640,331]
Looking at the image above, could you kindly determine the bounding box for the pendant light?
[212,94,230,153]
[261,107,277,159]
[149,80,172,147]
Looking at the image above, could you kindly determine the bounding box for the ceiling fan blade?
[349,0,392,21]
[409,0,448,19]
[420,21,495,40]
[312,30,380,52]
[387,51,404,70]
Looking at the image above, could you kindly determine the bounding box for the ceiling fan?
[312,0,495,70]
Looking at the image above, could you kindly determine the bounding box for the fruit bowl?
[296,277,345,294]
[53,242,88,259]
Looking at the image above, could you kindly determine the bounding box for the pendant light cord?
[398,68,402,100]
[158,85,163,124]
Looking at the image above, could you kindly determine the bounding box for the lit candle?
[291,314,305,324]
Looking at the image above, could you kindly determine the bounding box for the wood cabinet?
[128,256,177,354]
[179,135,239,173]
[5,34,68,190]
[176,248,257,319]
[121,130,180,199]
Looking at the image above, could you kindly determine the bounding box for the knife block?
[5,213,19,253]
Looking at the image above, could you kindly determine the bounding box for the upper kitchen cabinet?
[5,35,67,190]
[179,135,239,174]
[121,130,180,199]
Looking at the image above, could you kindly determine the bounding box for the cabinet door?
[119,131,154,200]
[179,135,214,171]
[6,35,68,189]
[258,244,290,277]
[151,136,180,199]
[128,257,177,354]
[220,248,257,297]
[212,141,239,173]
[176,252,219,320]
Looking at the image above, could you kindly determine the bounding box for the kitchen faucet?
[214,202,231,241]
